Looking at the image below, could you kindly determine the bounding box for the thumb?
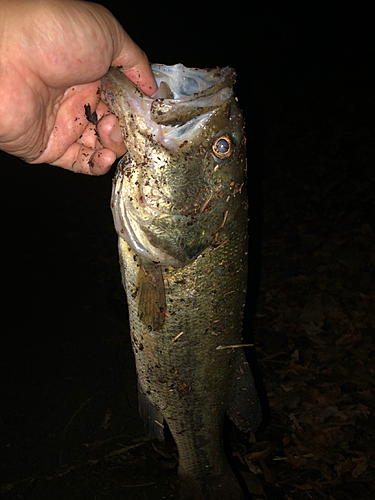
[110,32,157,96]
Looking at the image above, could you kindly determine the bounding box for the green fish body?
[102,64,261,499]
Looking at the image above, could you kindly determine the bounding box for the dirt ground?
[1,2,374,500]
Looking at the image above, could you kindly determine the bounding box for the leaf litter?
[241,57,375,500]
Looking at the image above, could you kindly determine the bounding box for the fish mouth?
[149,64,235,127]
[102,64,235,149]
[151,64,234,99]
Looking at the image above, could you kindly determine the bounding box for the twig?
[59,398,91,466]
[200,193,213,212]
[216,343,254,350]
[120,482,155,488]
[170,331,184,343]
[104,441,147,458]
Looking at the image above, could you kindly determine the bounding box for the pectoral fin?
[136,261,166,331]
[227,352,262,432]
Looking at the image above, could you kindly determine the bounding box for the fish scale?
[102,64,261,499]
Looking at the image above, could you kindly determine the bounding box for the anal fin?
[138,382,165,441]
[227,352,262,432]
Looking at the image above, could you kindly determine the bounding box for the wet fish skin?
[102,65,261,499]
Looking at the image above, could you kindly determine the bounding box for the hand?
[0,0,157,175]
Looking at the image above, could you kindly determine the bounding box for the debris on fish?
[102,63,261,499]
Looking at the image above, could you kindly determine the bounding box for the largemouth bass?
[102,64,261,499]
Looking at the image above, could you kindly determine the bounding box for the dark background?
[1,1,373,499]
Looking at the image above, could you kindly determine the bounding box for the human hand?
[0,0,157,175]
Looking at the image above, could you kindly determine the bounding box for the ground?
[1,2,374,499]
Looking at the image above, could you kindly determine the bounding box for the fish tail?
[178,471,246,500]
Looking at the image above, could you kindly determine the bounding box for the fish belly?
[117,210,260,499]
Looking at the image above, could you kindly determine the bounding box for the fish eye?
[212,135,233,159]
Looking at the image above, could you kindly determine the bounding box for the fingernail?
[109,123,123,143]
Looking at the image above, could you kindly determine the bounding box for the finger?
[76,100,109,150]
[48,142,115,175]
[76,121,98,150]
[69,100,126,159]
[31,82,102,166]
[96,112,126,158]
[122,59,158,97]
[90,148,117,175]
[111,40,157,96]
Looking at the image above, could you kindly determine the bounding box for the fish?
[101,64,261,499]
